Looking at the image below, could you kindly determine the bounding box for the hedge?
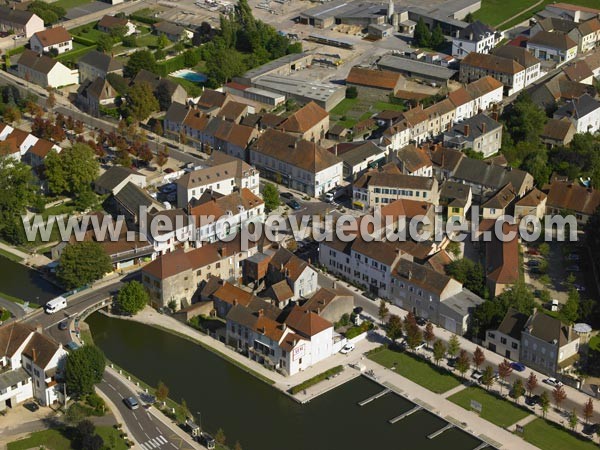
[73,35,96,47]
[56,45,95,62]
[129,14,159,25]
[7,46,25,56]
[155,54,186,77]
[289,365,344,394]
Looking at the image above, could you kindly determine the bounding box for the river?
[0,255,61,306]
[88,313,491,450]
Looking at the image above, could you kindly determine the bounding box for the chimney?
[258,308,264,317]
[464,124,470,137]
[469,32,473,40]
[32,348,37,362]
[233,298,238,306]
[408,270,413,280]
[217,246,223,257]
[332,281,336,289]
[481,122,486,133]
[491,111,499,121]
[335,144,338,156]
[455,30,460,38]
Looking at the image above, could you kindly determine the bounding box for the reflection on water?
[0,255,61,306]
[88,313,487,450]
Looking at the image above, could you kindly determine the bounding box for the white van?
[45,296,67,314]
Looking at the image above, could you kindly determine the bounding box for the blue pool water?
[172,70,207,83]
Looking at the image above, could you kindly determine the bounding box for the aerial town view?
[1,0,600,448]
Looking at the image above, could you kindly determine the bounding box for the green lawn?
[523,418,598,450]
[72,25,105,43]
[368,347,461,393]
[448,386,530,428]
[137,33,159,48]
[56,42,95,64]
[330,97,358,116]
[590,335,600,351]
[0,247,22,262]
[7,426,127,450]
[51,0,93,10]
[374,101,405,112]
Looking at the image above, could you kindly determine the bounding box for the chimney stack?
[32,348,37,362]
[481,122,486,133]
[464,124,470,137]
[233,298,238,306]
[258,308,264,317]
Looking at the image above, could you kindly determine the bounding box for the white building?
[0,323,67,410]
[452,21,501,57]
[176,154,259,208]
[29,27,72,55]
[527,31,578,66]
[16,49,78,88]
[0,7,44,38]
[249,129,343,198]
[553,93,600,134]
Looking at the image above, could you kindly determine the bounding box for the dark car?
[287,200,301,210]
[416,316,427,326]
[353,306,363,315]
[58,320,68,331]
[525,395,541,407]
[527,260,540,267]
[24,402,39,412]
[280,192,294,200]
[583,423,598,436]
[510,361,526,372]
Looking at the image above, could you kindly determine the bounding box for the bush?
[345,321,374,339]
[346,86,358,99]
[73,35,96,46]
[289,366,344,394]
[129,14,159,25]
[86,393,106,415]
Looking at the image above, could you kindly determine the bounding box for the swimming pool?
[170,69,207,83]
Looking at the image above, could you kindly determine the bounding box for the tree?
[432,339,445,365]
[378,300,389,323]
[526,372,538,399]
[152,120,163,140]
[97,34,115,52]
[559,288,580,324]
[65,344,106,398]
[3,105,21,124]
[183,49,200,67]
[125,82,159,121]
[0,158,36,243]
[387,314,403,342]
[569,409,578,431]
[552,384,567,411]
[465,12,474,22]
[44,143,99,196]
[540,391,550,418]
[424,322,435,349]
[57,242,112,289]
[156,145,169,170]
[346,86,358,99]
[234,441,243,450]
[115,149,132,168]
[178,398,191,421]
[215,428,226,445]
[481,365,495,391]
[455,349,470,379]
[583,398,594,424]
[413,18,431,48]
[510,379,524,403]
[502,92,547,145]
[405,322,423,351]
[472,347,485,371]
[445,258,486,298]
[497,359,513,394]
[447,335,460,360]
[262,183,280,212]
[124,50,157,78]
[430,24,444,49]
[116,281,149,315]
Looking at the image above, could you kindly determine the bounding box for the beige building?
[278,101,329,142]
[514,187,547,221]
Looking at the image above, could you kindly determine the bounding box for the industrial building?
[377,55,457,85]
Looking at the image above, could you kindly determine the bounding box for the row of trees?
[413,18,445,50]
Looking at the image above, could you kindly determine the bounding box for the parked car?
[124,396,139,410]
[280,192,294,200]
[471,370,483,383]
[574,284,586,292]
[416,316,427,326]
[527,260,540,267]
[340,343,355,354]
[567,253,580,261]
[566,265,580,272]
[525,395,541,406]
[160,183,176,193]
[543,377,563,387]
[24,402,39,412]
[58,320,68,331]
[510,362,526,372]
[324,192,334,203]
[164,168,175,174]
[353,306,363,315]
[287,199,301,210]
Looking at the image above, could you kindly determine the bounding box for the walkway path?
[511,414,538,431]
[497,0,545,29]
[442,383,468,399]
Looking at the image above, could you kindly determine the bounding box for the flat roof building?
[253,75,345,111]
[377,54,457,84]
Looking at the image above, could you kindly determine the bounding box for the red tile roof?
[284,305,332,337]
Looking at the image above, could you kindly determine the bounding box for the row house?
[277,101,329,143]
[527,31,578,66]
[249,129,343,198]
[460,52,528,96]
[443,113,503,157]
[450,75,504,122]
[0,123,60,164]
[175,153,259,208]
[395,144,433,177]
[544,180,600,225]
[0,323,67,410]
[141,237,259,308]
[532,16,600,54]
[491,46,542,88]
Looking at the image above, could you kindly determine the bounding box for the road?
[100,370,197,450]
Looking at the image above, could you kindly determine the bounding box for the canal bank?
[87,312,491,450]
[0,254,61,308]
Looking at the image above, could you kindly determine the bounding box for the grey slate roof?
[113,182,156,213]
[452,158,531,191]
[335,141,385,167]
[554,93,600,120]
[78,50,123,73]
[95,166,141,192]
[378,55,457,81]
[440,289,484,316]
[0,7,37,26]
[456,21,495,41]
[165,102,189,124]
[497,307,529,340]
[0,368,30,391]
[446,113,502,140]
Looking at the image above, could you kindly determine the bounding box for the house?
[197,89,231,113]
[571,18,600,53]
[481,183,515,219]
[450,75,504,122]
[216,101,251,124]
[94,166,146,195]
[16,50,78,88]
[300,287,353,323]
[249,129,343,197]
[390,259,484,335]
[142,237,259,308]
[30,27,72,55]
[77,77,118,117]
[211,281,259,319]
[484,308,529,360]
[0,322,67,410]
[443,113,503,157]
[520,310,581,376]
[153,21,191,42]
[527,31,578,66]
[459,52,526,96]
[491,46,542,87]
[24,138,61,168]
[553,93,600,134]
[452,20,501,57]
[540,118,576,148]
[265,248,318,300]
[352,169,439,211]
[563,60,595,84]
[439,180,472,222]
[97,15,136,36]
[529,72,595,110]
[77,50,123,83]
[395,144,433,177]
[485,223,519,297]
[329,141,388,181]
[278,101,329,142]
[189,188,264,245]
[0,7,44,38]
[175,153,259,208]
[514,187,547,221]
[112,182,162,226]
[346,67,405,99]
[540,3,600,23]
[544,180,600,224]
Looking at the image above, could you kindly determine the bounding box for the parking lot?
[65,0,113,19]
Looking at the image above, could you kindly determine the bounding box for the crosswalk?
[140,435,169,449]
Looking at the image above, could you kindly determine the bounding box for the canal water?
[0,255,61,306]
[88,313,491,450]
